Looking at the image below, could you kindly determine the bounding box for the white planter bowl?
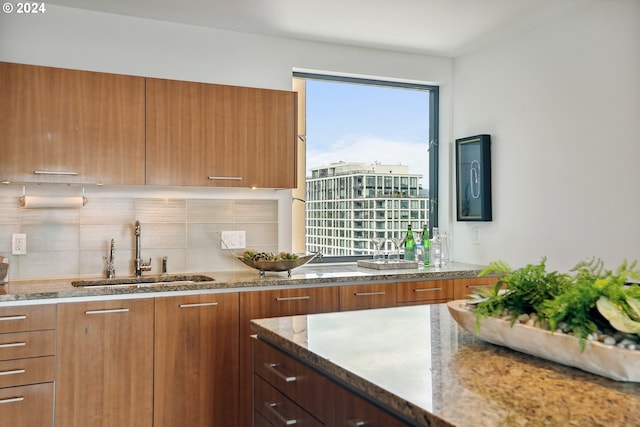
[447,299,640,382]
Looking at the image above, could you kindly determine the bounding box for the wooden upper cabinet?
[146,78,297,188]
[0,62,145,185]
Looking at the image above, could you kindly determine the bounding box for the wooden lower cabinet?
[55,299,154,427]
[253,337,411,427]
[239,287,339,427]
[154,292,239,427]
[0,304,56,427]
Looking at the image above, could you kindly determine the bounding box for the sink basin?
[71,274,214,288]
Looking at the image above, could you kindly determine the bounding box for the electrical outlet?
[12,233,27,255]
[220,230,246,250]
[472,227,480,245]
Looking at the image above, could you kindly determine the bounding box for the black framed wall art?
[455,134,492,221]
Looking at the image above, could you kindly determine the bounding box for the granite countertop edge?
[0,262,488,304]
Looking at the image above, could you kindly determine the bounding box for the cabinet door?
[146,78,297,188]
[0,62,145,185]
[238,287,339,427]
[55,299,154,427]
[231,86,297,188]
[339,283,397,311]
[154,292,239,427]
[453,276,500,300]
[145,78,209,186]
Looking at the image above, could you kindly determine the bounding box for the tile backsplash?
[0,195,278,280]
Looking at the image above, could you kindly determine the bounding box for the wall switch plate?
[220,230,246,250]
[12,233,27,255]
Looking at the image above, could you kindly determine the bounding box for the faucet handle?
[140,258,152,271]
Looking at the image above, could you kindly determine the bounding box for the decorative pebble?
[603,336,617,346]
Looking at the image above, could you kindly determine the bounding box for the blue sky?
[305,79,431,187]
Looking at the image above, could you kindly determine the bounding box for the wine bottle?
[404,224,415,261]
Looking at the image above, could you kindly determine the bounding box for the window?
[292,72,439,260]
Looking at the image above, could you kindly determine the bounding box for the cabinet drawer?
[340,283,396,311]
[0,330,55,361]
[397,280,453,304]
[453,277,500,301]
[328,381,410,427]
[0,356,54,388]
[0,382,53,427]
[254,375,322,427]
[254,409,274,427]
[254,338,325,421]
[0,305,55,333]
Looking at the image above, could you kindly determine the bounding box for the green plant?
[472,257,640,351]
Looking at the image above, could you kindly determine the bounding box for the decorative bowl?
[447,299,640,382]
[236,253,320,276]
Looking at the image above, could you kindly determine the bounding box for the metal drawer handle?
[354,291,385,296]
[85,308,130,315]
[0,369,26,376]
[414,287,442,292]
[0,396,24,404]
[0,315,27,322]
[265,362,297,383]
[348,420,367,427]
[179,302,219,308]
[275,296,310,302]
[0,342,26,349]
[34,170,78,176]
[468,284,492,289]
[265,401,297,425]
[207,176,242,181]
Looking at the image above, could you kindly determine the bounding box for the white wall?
[0,4,453,276]
[451,1,640,272]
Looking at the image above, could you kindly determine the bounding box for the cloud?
[307,135,429,184]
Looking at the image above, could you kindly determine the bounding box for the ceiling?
[46,0,587,57]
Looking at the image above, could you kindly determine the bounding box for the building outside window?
[292,73,439,258]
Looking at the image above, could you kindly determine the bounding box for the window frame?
[293,72,439,263]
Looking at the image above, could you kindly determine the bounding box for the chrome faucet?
[105,238,116,279]
[134,221,152,278]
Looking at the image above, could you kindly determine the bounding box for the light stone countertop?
[251,304,640,427]
[0,261,487,304]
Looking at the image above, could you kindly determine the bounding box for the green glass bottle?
[404,224,415,261]
[422,224,430,267]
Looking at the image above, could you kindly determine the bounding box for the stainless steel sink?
[71,274,214,289]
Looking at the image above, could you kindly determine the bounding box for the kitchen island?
[251,304,640,427]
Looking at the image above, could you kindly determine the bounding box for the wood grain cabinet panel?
[339,283,397,311]
[327,381,411,427]
[396,279,453,305]
[0,62,145,185]
[55,299,154,427]
[253,338,325,421]
[154,292,239,427]
[146,78,297,188]
[0,382,54,427]
[0,304,56,334]
[0,303,56,427]
[0,330,54,361]
[453,276,500,301]
[239,286,339,427]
